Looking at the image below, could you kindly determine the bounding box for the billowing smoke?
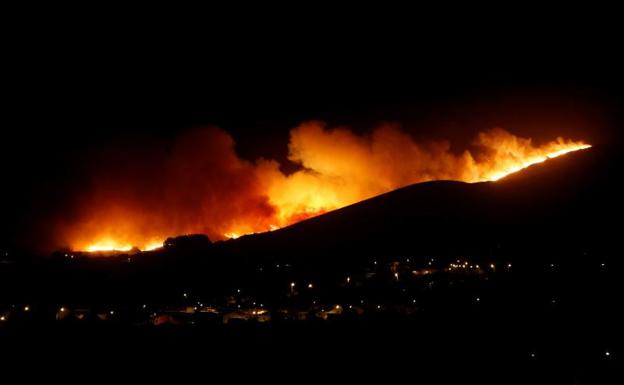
[51,122,589,252]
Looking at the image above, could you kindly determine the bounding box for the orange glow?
[85,241,132,253]
[143,241,164,251]
[60,125,591,254]
[471,133,592,181]
[83,238,163,253]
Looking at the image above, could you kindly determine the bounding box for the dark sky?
[2,13,623,250]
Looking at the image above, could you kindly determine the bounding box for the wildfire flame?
[59,124,590,253]
[85,241,132,253]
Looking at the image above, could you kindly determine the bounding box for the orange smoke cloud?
[54,123,590,252]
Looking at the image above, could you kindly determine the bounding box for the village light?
[0,316,5,321]
[346,277,351,283]
[23,306,30,312]
[308,283,313,289]
[60,307,66,312]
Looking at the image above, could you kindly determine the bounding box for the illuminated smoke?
[52,123,590,252]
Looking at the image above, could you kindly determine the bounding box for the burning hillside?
[53,123,590,253]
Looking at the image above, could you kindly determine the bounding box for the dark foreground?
[1,316,619,384]
[2,252,620,385]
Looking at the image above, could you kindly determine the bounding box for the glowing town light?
[346,277,351,283]
[23,306,30,312]
[0,316,5,321]
[308,283,313,289]
[60,307,66,312]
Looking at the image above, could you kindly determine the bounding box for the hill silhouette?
[8,146,619,304]
[215,145,620,262]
